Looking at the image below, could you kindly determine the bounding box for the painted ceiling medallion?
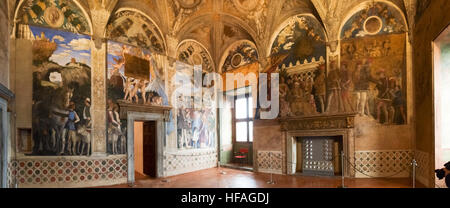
[364,16,382,35]
[43,6,64,28]
[177,41,214,72]
[231,0,264,13]
[231,53,243,68]
[192,53,203,65]
[176,0,203,9]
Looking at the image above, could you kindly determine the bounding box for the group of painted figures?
[106,100,126,155]
[123,77,163,105]
[176,96,216,150]
[32,91,92,156]
[279,59,406,124]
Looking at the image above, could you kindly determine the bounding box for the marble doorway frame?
[0,98,7,188]
[126,112,165,185]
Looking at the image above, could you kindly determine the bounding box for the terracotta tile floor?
[100,168,422,188]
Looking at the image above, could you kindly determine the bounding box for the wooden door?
[143,121,157,178]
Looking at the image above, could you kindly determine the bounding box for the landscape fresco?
[106,41,169,154]
[30,25,92,156]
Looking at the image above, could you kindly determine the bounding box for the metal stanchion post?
[218,160,227,175]
[411,159,418,188]
[128,182,136,187]
[267,152,275,184]
[338,151,346,188]
[218,148,227,175]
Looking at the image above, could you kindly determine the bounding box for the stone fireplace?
[296,136,343,176]
[281,113,357,177]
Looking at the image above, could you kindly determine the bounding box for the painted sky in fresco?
[340,2,406,39]
[107,40,152,80]
[29,25,91,67]
[270,15,326,67]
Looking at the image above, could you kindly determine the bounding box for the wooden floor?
[101,168,421,188]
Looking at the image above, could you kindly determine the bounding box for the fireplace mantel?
[280,113,358,131]
[117,100,172,121]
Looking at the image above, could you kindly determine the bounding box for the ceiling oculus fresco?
[18,0,91,34]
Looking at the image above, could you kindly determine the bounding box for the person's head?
[377,69,386,78]
[69,102,76,111]
[445,161,450,170]
[85,98,91,106]
[318,64,326,71]
[436,169,446,180]
[446,175,450,188]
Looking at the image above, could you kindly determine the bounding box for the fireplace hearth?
[283,113,357,177]
[298,136,343,177]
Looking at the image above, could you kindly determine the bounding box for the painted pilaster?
[88,0,118,156]
[90,38,107,155]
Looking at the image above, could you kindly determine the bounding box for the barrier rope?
[164,152,213,157]
[268,151,411,179]
[342,155,411,178]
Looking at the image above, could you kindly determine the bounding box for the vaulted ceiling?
[9,0,422,71]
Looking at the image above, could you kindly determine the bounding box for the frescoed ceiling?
[11,0,419,71]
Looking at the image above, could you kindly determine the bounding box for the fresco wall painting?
[29,25,92,156]
[340,2,407,125]
[272,15,327,116]
[106,10,165,54]
[174,64,217,150]
[106,41,169,155]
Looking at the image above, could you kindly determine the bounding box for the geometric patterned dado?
[163,149,217,177]
[257,151,282,174]
[414,150,430,187]
[354,150,413,178]
[7,155,127,188]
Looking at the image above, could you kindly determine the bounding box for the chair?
[234,148,249,165]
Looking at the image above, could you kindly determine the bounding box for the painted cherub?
[138,80,149,104]
[123,77,134,101]
[151,96,163,106]
[129,79,140,103]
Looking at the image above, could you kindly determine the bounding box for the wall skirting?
[414,150,429,187]
[257,151,282,174]
[354,150,413,178]
[163,149,217,177]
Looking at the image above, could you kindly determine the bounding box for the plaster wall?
[413,0,450,187]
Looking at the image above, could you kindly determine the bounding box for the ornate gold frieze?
[280,113,357,131]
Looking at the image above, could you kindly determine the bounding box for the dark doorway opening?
[134,121,157,178]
